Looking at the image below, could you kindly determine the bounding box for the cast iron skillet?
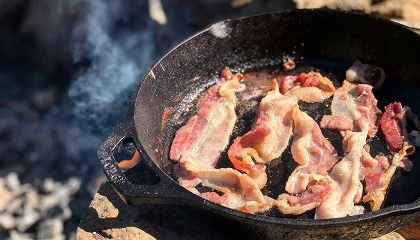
[99,9,420,239]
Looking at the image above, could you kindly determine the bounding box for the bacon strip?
[379,103,410,152]
[286,107,338,193]
[320,115,353,132]
[321,81,382,137]
[315,130,368,219]
[179,157,270,214]
[170,68,270,213]
[170,67,244,167]
[316,80,383,219]
[228,80,298,188]
[280,71,335,103]
[170,67,244,186]
[275,107,338,215]
[363,146,413,211]
[363,102,415,211]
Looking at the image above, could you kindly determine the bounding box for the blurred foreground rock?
[76,182,227,240]
[294,0,420,25]
[294,0,371,11]
[77,181,420,240]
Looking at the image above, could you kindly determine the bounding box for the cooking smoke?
[68,0,156,134]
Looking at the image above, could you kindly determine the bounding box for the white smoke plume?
[68,0,155,132]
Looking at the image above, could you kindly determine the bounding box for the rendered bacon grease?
[169,61,417,219]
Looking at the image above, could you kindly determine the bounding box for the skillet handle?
[98,117,195,205]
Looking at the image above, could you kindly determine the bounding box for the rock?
[294,0,371,11]
[37,219,65,240]
[77,181,420,240]
[9,230,34,240]
[61,205,72,220]
[397,216,420,240]
[39,194,61,213]
[65,177,81,195]
[42,178,56,193]
[373,232,405,240]
[0,172,81,238]
[402,0,420,21]
[371,0,402,18]
[6,196,22,214]
[0,214,15,229]
[0,180,14,211]
[16,203,40,232]
[25,188,40,209]
[5,172,20,191]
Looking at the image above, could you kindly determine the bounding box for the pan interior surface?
[132,9,420,221]
[156,57,420,219]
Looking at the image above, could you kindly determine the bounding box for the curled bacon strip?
[170,67,244,167]
[228,80,297,188]
[275,107,338,215]
[315,131,370,219]
[170,67,245,189]
[280,71,335,103]
[178,157,270,214]
[320,81,382,138]
[363,145,414,211]
[316,81,383,219]
[379,102,414,153]
[170,67,271,214]
[363,102,415,211]
[286,107,338,193]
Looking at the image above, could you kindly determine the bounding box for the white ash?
[37,219,66,240]
[0,173,80,240]
[348,205,365,216]
[210,21,232,38]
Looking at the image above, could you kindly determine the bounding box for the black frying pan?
[99,9,420,239]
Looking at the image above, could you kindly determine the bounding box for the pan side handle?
[98,117,197,206]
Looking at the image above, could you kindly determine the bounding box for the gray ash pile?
[0,173,80,240]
